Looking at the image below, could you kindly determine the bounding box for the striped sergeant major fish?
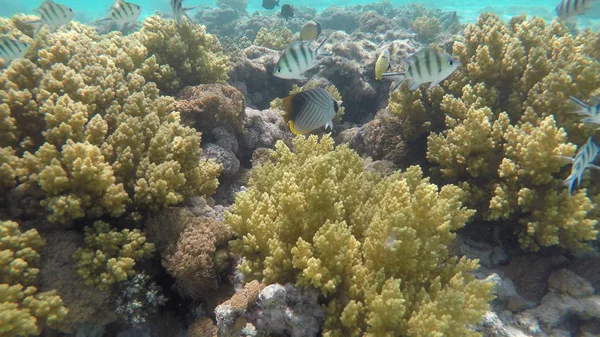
[280,87,342,135]
[568,96,600,127]
[98,0,142,32]
[381,48,460,92]
[273,35,332,80]
[29,0,75,34]
[555,0,598,21]
[0,36,31,65]
[559,137,600,194]
[170,0,199,24]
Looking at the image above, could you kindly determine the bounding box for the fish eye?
[277,68,281,73]
[449,60,454,66]
[69,8,73,11]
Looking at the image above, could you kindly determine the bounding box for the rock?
[38,231,117,333]
[249,284,324,337]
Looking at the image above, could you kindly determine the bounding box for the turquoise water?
[4,0,600,26]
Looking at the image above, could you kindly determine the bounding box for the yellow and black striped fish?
[0,36,30,65]
[99,0,142,32]
[299,20,322,41]
[280,87,342,135]
[273,36,332,80]
[32,0,75,33]
[555,0,598,21]
[381,48,460,92]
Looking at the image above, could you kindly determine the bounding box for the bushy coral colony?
[0,0,600,336]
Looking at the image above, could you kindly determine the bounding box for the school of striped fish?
[0,0,199,65]
[1,0,599,196]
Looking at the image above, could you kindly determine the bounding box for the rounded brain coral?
[226,134,493,336]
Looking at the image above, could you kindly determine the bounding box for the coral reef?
[72,221,155,290]
[176,84,246,135]
[253,26,293,51]
[115,273,167,328]
[252,283,325,336]
[215,280,264,336]
[0,220,68,336]
[411,16,442,43]
[38,230,118,333]
[216,0,248,12]
[0,19,223,225]
[137,15,230,93]
[161,208,232,300]
[382,13,600,251]
[227,45,288,109]
[226,135,494,336]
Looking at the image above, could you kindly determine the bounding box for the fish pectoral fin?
[589,164,600,170]
[427,80,441,89]
[184,5,201,10]
[408,81,421,91]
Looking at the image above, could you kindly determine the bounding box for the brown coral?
[176,84,247,134]
[161,208,232,300]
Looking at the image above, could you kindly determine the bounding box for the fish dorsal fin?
[281,93,298,124]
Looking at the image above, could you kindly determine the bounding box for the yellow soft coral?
[253,27,293,50]
[0,18,223,224]
[381,13,599,251]
[136,16,229,93]
[0,221,68,336]
[227,135,493,336]
[72,221,155,290]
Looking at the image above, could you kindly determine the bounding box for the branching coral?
[72,221,155,290]
[411,16,442,43]
[0,18,222,224]
[0,220,68,336]
[383,13,600,251]
[253,27,293,51]
[226,135,493,336]
[137,15,230,93]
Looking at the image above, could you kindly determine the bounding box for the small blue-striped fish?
[170,0,199,24]
[560,137,600,194]
[273,36,332,80]
[555,0,598,21]
[280,87,342,135]
[569,96,600,127]
[381,48,460,92]
[31,0,75,33]
[99,0,142,32]
[0,37,31,65]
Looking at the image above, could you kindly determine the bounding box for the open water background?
[5,0,600,28]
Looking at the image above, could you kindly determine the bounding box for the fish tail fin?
[315,34,332,56]
[281,94,296,124]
